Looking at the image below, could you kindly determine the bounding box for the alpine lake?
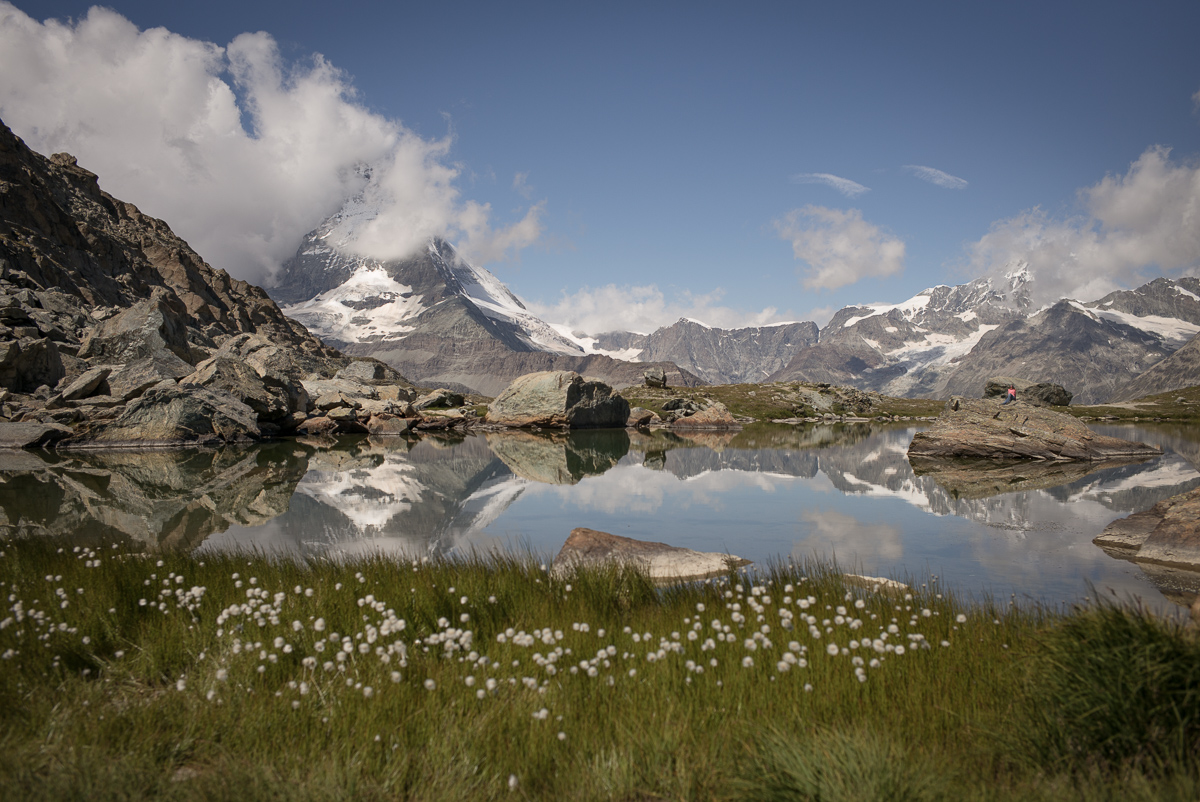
[3,422,1198,611]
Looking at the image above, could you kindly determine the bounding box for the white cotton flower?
[424,679,436,691]
[826,643,839,656]
[741,656,754,668]
[955,614,967,624]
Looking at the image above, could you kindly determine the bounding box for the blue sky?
[2,0,1198,332]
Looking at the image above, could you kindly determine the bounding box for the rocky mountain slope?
[1109,332,1200,402]
[270,206,701,396]
[594,318,818,384]
[0,117,418,443]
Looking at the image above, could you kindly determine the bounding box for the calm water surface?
[3,423,1198,608]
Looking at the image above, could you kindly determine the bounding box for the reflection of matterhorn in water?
[287,437,530,559]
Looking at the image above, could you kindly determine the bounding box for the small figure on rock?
[1001,385,1016,405]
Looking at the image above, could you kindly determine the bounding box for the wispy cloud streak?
[904,165,968,189]
[791,172,870,197]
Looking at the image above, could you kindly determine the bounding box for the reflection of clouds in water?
[528,466,789,515]
[793,508,904,564]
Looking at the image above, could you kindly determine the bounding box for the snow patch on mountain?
[1089,307,1200,347]
[281,263,425,345]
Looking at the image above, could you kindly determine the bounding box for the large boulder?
[182,357,291,422]
[487,371,630,429]
[0,337,65,392]
[983,376,1072,407]
[670,400,739,429]
[77,292,195,366]
[106,355,191,401]
[1025,383,1073,407]
[0,421,73,449]
[907,396,1161,461]
[62,385,260,447]
[551,527,749,582]
[643,367,667,388]
[1093,486,1200,570]
[413,388,465,411]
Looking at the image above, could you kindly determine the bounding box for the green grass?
[621,382,944,422]
[1,542,1197,800]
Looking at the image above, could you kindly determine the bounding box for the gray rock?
[336,359,406,384]
[983,377,1072,406]
[59,366,111,401]
[182,357,291,422]
[643,366,667,388]
[413,388,465,411]
[1025,382,1073,407]
[0,337,65,392]
[551,527,749,582]
[106,356,190,401]
[77,292,194,365]
[365,414,413,436]
[627,407,659,427]
[0,421,73,449]
[670,401,740,430]
[907,396,1161,461]
[1094,487,1200,570]
[487,371,630,429]
[63,385,260,447]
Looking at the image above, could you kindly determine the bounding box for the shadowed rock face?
[551,527,749,582]
[908,397,1162,461]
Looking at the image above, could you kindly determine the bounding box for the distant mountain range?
[269,195,1200,402]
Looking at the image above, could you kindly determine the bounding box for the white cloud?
[525,284,793,336]
[965,146,1200,307]
[0,3,541,286]
[512,172,533,199]
[1193,87,1200,113]
[774,205,906,291]
[791,172,870,197]
[904,164,968,189]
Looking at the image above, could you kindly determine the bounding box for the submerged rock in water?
[551,527,748,582]
[907,397,1160,461]
[1094,486,1200,570]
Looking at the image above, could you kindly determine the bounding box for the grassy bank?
[2,541,1199,801]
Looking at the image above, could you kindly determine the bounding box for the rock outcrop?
[0,117,423,445]
[487,371,630,429]
[907,397,1161,461]
[1093,487,1200,570]
[551,527,749,582]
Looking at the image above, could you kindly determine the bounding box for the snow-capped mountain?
[270,192,1200,402]
[269,200,702,395]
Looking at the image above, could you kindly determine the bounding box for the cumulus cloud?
[0,2,540,285]
[964,146,1200,306]
[774,205,906,291]
[525,284,794,336]
[904,164,968,189]
[791,172,870,197]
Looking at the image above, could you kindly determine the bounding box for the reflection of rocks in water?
[283,435,522,558]
[0,444,311,550]
[814,427,1200,536]
[485,430,630,485]
[909,457,1152,500]
[1092,424,1200,473]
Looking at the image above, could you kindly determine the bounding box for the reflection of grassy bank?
[2,543,1198,800]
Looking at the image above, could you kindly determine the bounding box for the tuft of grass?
[735,727,950,802]
[1020,598,1200,774]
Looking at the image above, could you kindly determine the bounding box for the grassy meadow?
[1,540,1199,801]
